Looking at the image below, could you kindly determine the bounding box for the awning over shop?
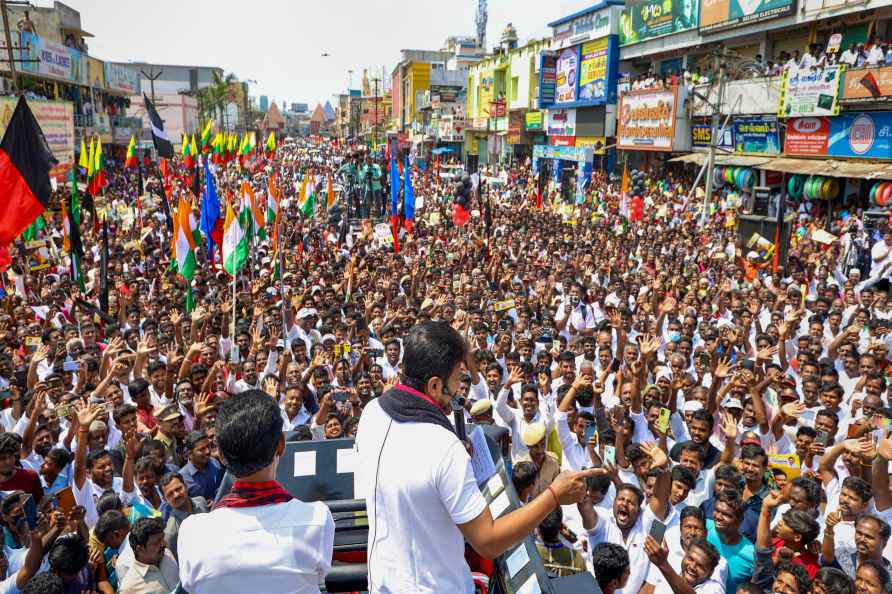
[755,158,892,180]
[669,153,773,167]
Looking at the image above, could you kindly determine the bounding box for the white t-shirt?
[645,548,727,594]
[178,499,334,594]
[586,505,659,594]
[356,399,487,594]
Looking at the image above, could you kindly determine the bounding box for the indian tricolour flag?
[267,174,280,224]
[174,197,197,280]
[223,199,248,276]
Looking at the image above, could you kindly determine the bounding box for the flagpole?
[277,202,287,346]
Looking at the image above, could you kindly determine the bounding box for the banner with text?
[733,115,781,154]
[699,0,794,33]
[556,47,579,104]
[826,112,892,160]
[18,32,87,85]
[841,67,892,104]
[778,65,844,118]
[0,98,74,175]
[578,38,609,102]
[617,87,678,151]
[620,0,699,45]
[784,117,829,156]
[104,63,140,94]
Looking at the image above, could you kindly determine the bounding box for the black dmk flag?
[143,94,174,159]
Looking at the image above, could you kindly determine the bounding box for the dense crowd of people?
[0,134,888,594]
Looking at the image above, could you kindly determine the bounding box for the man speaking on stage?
[356,322,595,593]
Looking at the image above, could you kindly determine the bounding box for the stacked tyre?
[871,181,892,207]
[713,167,755,191]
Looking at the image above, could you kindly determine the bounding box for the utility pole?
[701,59,726,228]
[140,67,163,104]
[372,77,380,150]
[1,0,17,93]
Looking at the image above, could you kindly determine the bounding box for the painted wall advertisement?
[578,38,609,102]
[556,47,578,104]
[699,0,794,33]
[620,0,699,45]
[841,66,892,104]
[104,63,140,94]
[778,65,844,118]
[0,98,74,173]
[733,115,780,154]
[617,87,678,151]
[784,117,830,156]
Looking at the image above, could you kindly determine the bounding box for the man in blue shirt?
[706,489,755,593]
[179,431,224,502]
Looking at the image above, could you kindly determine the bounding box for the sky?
[66,0,597,108]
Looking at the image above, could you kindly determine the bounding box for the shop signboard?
[18,32,87,85]
[550,135,576,147]
[617,87,678,151]
[104,63,139,94]
[840,66,892,104]
[533,144,593,163]
[538,52,558,107]
[778,65,844,118]
[552,8,613,50]
[556,47,579,104]
[547,109,576,136]
[0,98,73,174]
[783,116,829,156]
[619,0,698,45]
[699,0,795,33]
[575,136,607,154]
[490,99,507,118]
[733,115,781,154]
[691,123,734,149]
[578,38,609,102]
[525,111,543,130]
[826,112,892,160]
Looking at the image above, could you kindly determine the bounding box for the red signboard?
[550,135,576,147]
[784,117,830,156]
[490,99,507,118]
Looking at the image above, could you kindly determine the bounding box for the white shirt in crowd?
[356,399,487,594]
[177,498,335,594]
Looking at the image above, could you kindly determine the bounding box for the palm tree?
[196,71,238,129]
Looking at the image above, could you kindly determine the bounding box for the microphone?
[451,396,467,442]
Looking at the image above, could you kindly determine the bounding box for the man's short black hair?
[159,472,185,491]
[215,389,283,477]
[855,513,891,543]
[680,505,706,525]
[0,433,19,455]
[776,560,812,594]
[672,465,697,489]
[790,476,822,507]
[814,567,855,594]
[783,509,820,544]
[22,571,64,594]
[687,538,720,572]
[511,461,537,493]
[538,507,563,543]
[676,440,703,461]
[842,475,873,503]
[400,322,467,392]
[591,542,629,591]
[45,448,71,469]
[95,509,128,541]
[128,517,164,549]
[47,534,88,577]
[184,431,207,452]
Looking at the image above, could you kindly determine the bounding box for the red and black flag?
[0,97,56,266]
[859,70,882,99]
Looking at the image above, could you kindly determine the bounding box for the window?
[511,77,519,102]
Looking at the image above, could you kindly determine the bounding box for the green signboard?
[620,0,699,45]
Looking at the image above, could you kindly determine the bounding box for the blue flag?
[390,154,399,218]
[199,160,221,258]
[403,156,415,223]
